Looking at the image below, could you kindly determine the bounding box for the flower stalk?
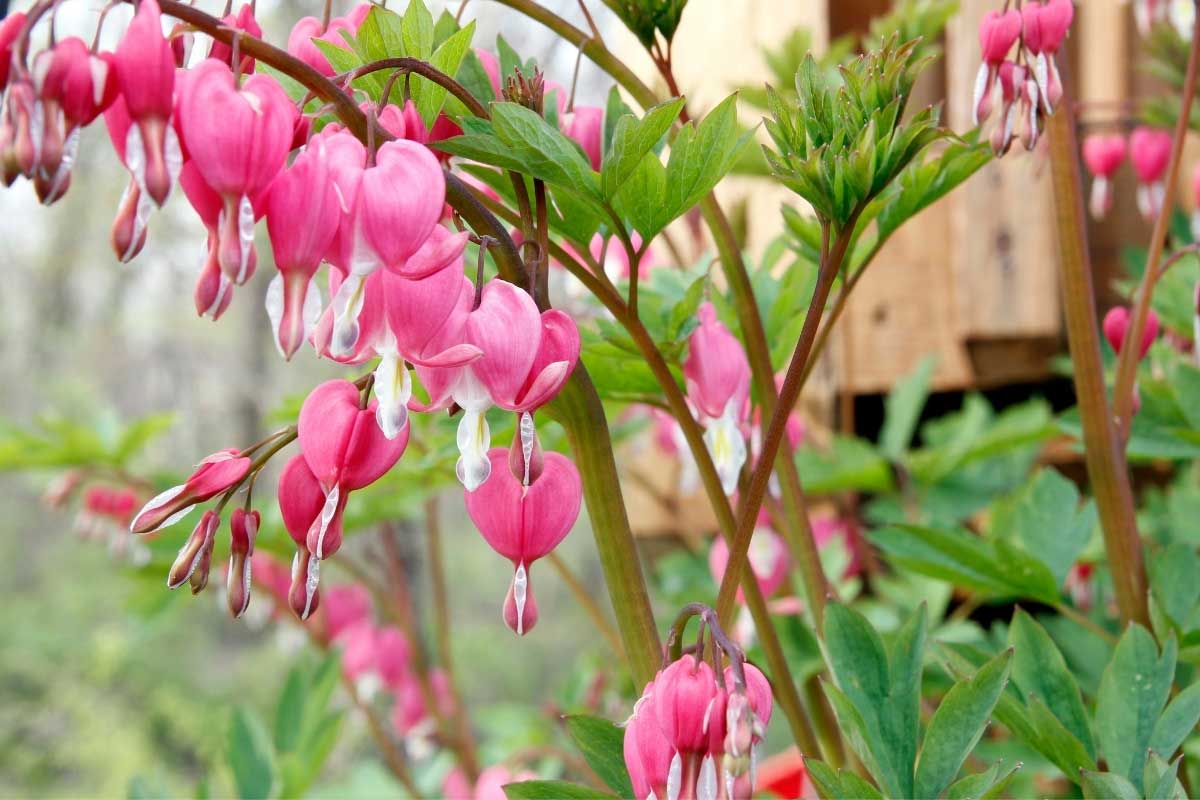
[1045,86,1149,629]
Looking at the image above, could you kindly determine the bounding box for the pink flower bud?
[113,0,180,207]
[1103,306,1159,360]
[207,4,262,73]
[563,105,604,171]
[168,509,219,589]
[463,449,582,635]
[0,12,27,91]
[227,507,259,618]
[472,765,538,800]
[131,449,250,533]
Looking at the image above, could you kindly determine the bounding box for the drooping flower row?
[972,0,1074,155]
[0,0,611,633]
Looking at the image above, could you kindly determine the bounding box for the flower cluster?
[972,0,1074,155]
[3,0,593,631]
[1082,127,1175,221]
[623,636,774,800]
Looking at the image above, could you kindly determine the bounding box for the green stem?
[715,219,857,624]
[1045,95,1149,630]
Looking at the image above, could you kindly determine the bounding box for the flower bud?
[227,507,259,617]
[110,177,152,263]
[1103,306,1159,360]
[168,510,219,589]
[289,546,322,620]
[131,449,251,533]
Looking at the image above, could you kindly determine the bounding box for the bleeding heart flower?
[326,139,446,357]
[624,681,676,800]
[178,58,297,284]
[1103,305,1160,360]
[973,9,1022,125]
[1130,126,1172,220]
[29,37,117,201]
[989,62,1024,156]
[562,105,603,170]
[285,8,369,77]
[0,12,27,92]
[227,506,259,618]
[709,522,791,602]
[1083,134,1127,219]
[463,448,581,635]
[265,138,342,359]
[131,448,250,533]
[320,583,373,642]
[112,0,181,207]
[685,303,750,495]
[298,380,409,559]
[1022,0,1073,111]
[277,453,333,619]
[207,4,262,73]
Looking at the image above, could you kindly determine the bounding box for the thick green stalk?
[1045,99,1149,629]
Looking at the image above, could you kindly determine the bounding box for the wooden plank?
[946,0,1061,341]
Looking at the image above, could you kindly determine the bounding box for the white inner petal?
[512,562,528,635]
[519,411,536,486]
[667,752,682,800]
[697,755,717,800]
[265,273,286,356]
[313,484,340,559]
[373,345,412,440]
[455,407,492,491]
[329,273,367,357]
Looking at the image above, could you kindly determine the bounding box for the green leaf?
[1025,693,1098,778]
[914,650,1012,799]
[227,707,278,800]
[1096,625,1177,789]
[1144,753,1187,800]
[503,780,617,799]
[1149,543,1200,631]
[564,716,633,799]
[879,356,935,461]
[666,274,707,341]
[804,759,883,799]
[1080,770,1141,800]
[400,0,435,59]
[1149,680,1200,759]
[945,761,1021,800]
[822,603,919,797]
[601,97,685,198]
[992,469,1096,585]
[795,435,894,495]
[613,152,668,237]
[604,87,634,157]
[1007,609,1095,758]
[873,524,1057,603]
[413,21,475,126]
[488,103,602,200]
[273,666,308,754]
[662,94,747,223]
